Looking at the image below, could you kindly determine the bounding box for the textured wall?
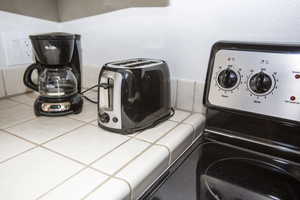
[0,11,60,68]
[1,0,300,82]
[61,0,300,82]
[0,0,59,21]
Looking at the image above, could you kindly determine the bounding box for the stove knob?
[217,68,238,89]
[249,72,272,94]
[99,113,110,123]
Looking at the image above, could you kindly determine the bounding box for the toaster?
[97,58,173,134]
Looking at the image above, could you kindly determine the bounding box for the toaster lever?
[99,83,113,89]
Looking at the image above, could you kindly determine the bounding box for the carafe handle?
[23,63,41,92]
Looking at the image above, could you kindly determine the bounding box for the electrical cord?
[80,83,112,104]
[80,84,99,104]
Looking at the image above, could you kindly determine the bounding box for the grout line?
[168,112,192,123]
[8,99,38,110]
[40,123,88,146]
[109,176,133,197]
[131,137,155,144]
[88,120,98,126]
[0,69,8,96]
[174,107,193,113]
[133,113,192,151]
[8,92,36,105]
[35,167,89,200]
[2,115,37,130]
[68,116,97,124]
[88,167,114,177]
[79,176,112,200]
[154,144,172,165]
[182,122,197,139]
[174,79,179,108]
[168,119,182,123]
[115,124,181,199]
[0,101,20,111]
[123,130,142,139]
[87,137,132,166]
[39,126,134,167]
[2,119,88,147]
[130,129,145,138]
[87,167,133,200]
[0,146,37,165]
[192,81,197,112]
[2,129,40,146]
[4,121,88,148]
[41,146,88,166]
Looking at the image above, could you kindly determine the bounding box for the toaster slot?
[107,58,164,69]
[99,77,114,111]
[113,59,144,66]
[127,61,157,68]
[107,78,114,110]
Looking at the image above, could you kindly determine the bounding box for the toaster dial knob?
[217,68,238,90]
[100,113,110,123]
[249,72,273,94]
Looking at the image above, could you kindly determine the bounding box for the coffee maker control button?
[100,113,110,123]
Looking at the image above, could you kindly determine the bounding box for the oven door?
[143,140,300,200]
[198,142,300,200]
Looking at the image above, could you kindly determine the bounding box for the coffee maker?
[23,32,83,116]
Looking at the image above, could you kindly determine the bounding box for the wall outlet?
[1,32,34,66]
[20,38,33,63]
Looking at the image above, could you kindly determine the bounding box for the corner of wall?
[55,0,62,22]
[0,33,7,67]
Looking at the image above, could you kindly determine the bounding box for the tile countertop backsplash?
[0,65,206,200]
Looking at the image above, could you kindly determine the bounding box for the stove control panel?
[208,48,300,122]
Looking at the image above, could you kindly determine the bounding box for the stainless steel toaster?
[97,58,173,134]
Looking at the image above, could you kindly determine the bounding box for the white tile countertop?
[0,92,206,200]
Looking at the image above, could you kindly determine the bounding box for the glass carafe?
[39,67,78,98]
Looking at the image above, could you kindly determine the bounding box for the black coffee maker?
[23,32,83,116]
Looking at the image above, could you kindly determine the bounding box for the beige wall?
[57,0,169,21]
[0,0,59,21]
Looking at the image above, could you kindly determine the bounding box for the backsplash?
[0,66,31,97]
[171,79,206,114]
[0,69,5,97]
[0,65,207,114]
